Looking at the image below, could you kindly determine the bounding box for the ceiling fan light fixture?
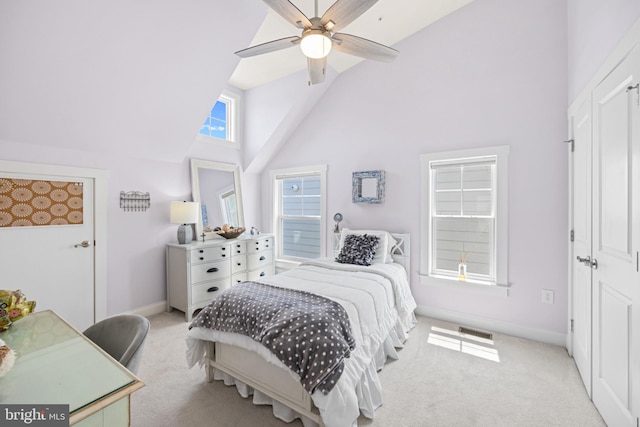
[300,29,332,59]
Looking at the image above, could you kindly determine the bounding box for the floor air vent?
[458,326,493,340]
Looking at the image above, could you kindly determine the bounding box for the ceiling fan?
[235,0,399,85]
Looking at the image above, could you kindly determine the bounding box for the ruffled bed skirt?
[189,311,417,427]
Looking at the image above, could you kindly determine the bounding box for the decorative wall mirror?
[190,159,245,239]
[352,170,385,204]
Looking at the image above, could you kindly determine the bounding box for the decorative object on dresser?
[166,234,274,322]
[170,201,199,244]
[352,170,385,204]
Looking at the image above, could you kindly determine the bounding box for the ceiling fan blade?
[264,0,312,29]
[307,56,327,85]
[320,0,379,32]
[235,36,301,58]
[331,33,398,62]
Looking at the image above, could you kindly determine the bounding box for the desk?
[0,310,144,426]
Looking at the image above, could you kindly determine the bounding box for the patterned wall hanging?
[0,178,83,227]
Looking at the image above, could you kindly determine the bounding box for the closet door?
[570,97,592,396]
[591,45,640,427]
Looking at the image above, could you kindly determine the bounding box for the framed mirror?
[352,170,385,204]
[190,159,245,239]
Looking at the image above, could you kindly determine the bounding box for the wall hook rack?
[120,191,151,212]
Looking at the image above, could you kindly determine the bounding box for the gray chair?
[83,314,150,375]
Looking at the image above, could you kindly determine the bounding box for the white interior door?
[590,45,640,427]
[0,171,96,331]
[570,97,593,395]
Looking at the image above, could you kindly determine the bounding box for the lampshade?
[300,30,332,59]
[170,201,199,225]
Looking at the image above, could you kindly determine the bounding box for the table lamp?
[170,201,199,244]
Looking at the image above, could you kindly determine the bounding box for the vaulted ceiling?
[230,0,474,89]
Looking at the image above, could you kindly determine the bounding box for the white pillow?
[338,228,397,264]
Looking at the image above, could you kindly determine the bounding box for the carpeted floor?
[130,311,605,427]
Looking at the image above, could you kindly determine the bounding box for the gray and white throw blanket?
[189,281,356,395]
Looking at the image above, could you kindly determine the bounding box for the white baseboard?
[416,305,567,348]
[126,301,168,318]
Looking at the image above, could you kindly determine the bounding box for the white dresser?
[166,234,274,321]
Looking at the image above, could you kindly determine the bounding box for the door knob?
[576,255,598,269]
[74,240,90,248]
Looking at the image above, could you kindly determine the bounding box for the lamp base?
[177,224,193,244]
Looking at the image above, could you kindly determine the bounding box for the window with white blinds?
[271,165,327,264]
[420,146,509,289]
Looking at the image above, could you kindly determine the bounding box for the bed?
[186,230,417,427]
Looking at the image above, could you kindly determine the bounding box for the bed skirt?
[187,310,417,427]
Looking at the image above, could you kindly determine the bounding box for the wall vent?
[458,326,493,340]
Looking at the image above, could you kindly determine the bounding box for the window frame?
[419,146,509,295]
[195,89,241,148]
[270,165,327,270]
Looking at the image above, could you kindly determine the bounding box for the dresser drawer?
[247,266,275,282]
[191,280,226,305]
[247,250,273,270]
[249,237,272,253]
[231,272,247,286]
[231,255,247,274]
[191,260,231,284]
[230,241,246,256]
[191,245,229,263]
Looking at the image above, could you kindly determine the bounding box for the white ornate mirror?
[190,159,245,240]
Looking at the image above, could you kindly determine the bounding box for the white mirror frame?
[190,159,245,240]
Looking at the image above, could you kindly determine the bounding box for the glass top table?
[0,310,143,424]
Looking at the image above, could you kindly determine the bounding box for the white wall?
[0,0,265,316]
[567,0,640,102]
[261,0,570,340]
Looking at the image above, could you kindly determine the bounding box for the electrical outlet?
[542,289,554,304]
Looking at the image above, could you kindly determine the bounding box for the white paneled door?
[0,165,102,331]
[589,46,640,427]
[570,96,592,396]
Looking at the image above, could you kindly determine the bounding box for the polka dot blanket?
[189,281,355,395]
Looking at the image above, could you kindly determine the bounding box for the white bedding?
[186,258,417,427]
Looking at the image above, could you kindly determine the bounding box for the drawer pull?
[222,247,226,251]
[207,267,219,273]
[199,257,204,261]
[207,286,219,293]
[259,256,266,261]
[222,254,226,258]
[199,250,204,253]
[237,262,242,266]
[260,272,266,277]
[237,250,241,254]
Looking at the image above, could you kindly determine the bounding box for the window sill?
[419,274,510,296]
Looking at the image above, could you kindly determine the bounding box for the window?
[271,165,327,267]
[196,90,240,146]
[420,146,509,292]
